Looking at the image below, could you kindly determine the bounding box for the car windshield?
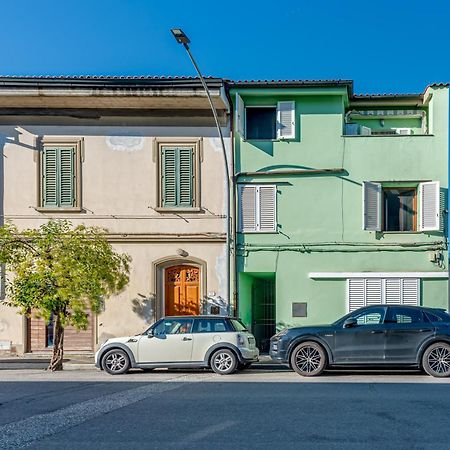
[231,319,248,332]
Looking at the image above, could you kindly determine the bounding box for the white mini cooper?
[95,316,259,375]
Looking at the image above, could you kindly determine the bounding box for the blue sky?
[1,0,448,94]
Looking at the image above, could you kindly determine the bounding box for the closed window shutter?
[162,147,177,207]
[348,279,365,312]
[178,147,194,207]
[236,94,245,136]
[365,279,382,305]
[59,147,75,207]
[259,185,276,232]
[385,279,402,304]
[348,277,420,312]
[43,147,58,207]
[276,101,295,139]
[363,181,382,231]
[419,181,440,231]
[401,279,419,306]
[239,185,257,232]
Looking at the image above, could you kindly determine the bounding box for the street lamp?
[170,28,232,314]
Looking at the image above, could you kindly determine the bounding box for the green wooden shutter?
[42,146,75,207]
[43,147,58,207]
[162,146,194,207]
[162,147,177,206]
[59,147,75,207]
[178,147,194,207]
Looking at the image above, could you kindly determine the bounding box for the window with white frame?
[238,184,277,233]
[235,94,296,140]
[348,278,420,312]
[363,181,440,232]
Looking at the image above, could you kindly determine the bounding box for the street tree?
[0,220,130,371]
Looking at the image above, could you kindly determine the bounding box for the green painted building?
[229,80,449,351]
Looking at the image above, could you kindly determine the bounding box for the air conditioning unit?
[395,128,412,135]
[344,124,372,136]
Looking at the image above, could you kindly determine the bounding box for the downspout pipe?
[448,90,450,313]
[224,84,237,316]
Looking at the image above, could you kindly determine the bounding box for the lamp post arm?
[182,43,232,313]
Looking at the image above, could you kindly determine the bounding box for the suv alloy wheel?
[290,341,327,377]
[422,342,450,377]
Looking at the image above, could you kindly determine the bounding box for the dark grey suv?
[270,305,450,377]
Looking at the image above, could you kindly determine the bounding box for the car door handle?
[182,337,192,341]
[371,330,384,334]
[418,329,432,333]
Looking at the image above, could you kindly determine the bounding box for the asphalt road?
[0,367,450,450]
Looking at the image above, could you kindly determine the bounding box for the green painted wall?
[231,86,449,329]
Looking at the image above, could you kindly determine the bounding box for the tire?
[210,349,238,375]
[237,362,252,371]
[101,349,131,375]
[422,342,450,378]
[290,341,327,377]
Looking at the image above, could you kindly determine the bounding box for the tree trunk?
[48,314,64,371]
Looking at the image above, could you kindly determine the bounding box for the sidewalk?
[0,354,95,370]
[0,354,281,371]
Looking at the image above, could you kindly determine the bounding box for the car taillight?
[237,334,246,347]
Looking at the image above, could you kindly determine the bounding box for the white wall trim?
[309,272,448,279]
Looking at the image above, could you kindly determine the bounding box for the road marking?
[172,420,236,448]
[0,373,211,449]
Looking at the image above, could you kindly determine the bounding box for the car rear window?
[193,319,233,333]
[230,319,249,332]
[425,310,450,323]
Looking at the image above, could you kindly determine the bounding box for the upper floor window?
[363,181,440,232]
[246,107,276,139]
[158,144,199,210]
[238,184,277,233]
[235,95,295,140]
[384,188,416,232]
[39,140,82,210]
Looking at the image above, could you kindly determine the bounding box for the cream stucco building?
[0,76,231,354]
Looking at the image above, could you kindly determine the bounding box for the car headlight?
[274,328,289,339]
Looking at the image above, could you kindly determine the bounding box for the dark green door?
[251,278,275,353]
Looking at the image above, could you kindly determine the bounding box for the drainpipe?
[448,90,450,313]
[225,84,237,317]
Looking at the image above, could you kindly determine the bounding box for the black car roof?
[363,305,446,311]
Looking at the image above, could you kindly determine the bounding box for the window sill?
[36,207,83,213]
[238,231,278,234]
[378,230,428,234]
[154,207,204,214]
[342,134,434,138]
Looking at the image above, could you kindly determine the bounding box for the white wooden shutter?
[258,185,277,232]
[238,185,257,232]
[348,279,365,312]
[363,182,382,231]
[401,278,419,306]
[276,101,295,139]
[385,279,402,304]
[235,94,245,136]
[365,278,382,305]
[419,181,440,231]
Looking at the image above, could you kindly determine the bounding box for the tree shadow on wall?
[131,294,156,325]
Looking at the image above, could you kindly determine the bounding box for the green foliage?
[0,220,131,329]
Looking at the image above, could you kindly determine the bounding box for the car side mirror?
[147,329,155,338]
[343,318,357,328]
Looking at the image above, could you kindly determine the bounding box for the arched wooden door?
[165,265,200,316]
